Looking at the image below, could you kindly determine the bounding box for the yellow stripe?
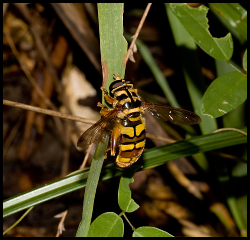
[135,140,145,149]
[119,98,131,105]
[131,157,138,163]
[120,144,134,151]
[117,156,131,163]
[111,84,133,94]
[123,107,141,115]
[128,116,141,122]
[119,125,134,137]
[136,124,145,136]
[115,90,127,96]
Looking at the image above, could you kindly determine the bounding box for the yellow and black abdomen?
[116,113,146,168]
[113,87,146,168]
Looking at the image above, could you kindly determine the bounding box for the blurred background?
[3,3,247,237]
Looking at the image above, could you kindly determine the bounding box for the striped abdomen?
[114,88,146,167]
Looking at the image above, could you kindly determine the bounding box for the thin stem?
[125,3,152,65]
[3,206,34,235]
[3,99,96,125]
[121,212,136,231]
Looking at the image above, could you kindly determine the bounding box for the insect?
[77,74,202,168]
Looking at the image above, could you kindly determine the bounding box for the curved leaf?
[133,226,174,237]
[88,212,124,237]
[169,3,233,61]
[201,71,247,118]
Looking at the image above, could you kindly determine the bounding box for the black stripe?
[121,118,142,127]
[120,139,145,145]
[121,129,146,139]
[116,94,128,101]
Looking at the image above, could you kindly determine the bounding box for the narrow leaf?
[3,128,246,218]
[88,212,124,237]
[75,137,109,237]
[169,3,233,61]
[97,3,127,97]
[201,71,247,118]
[133,226,174,237]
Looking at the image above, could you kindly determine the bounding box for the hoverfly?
[77,75,201,168]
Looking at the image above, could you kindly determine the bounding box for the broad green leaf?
[3,128,247,218]
[98,3,127,102]
[133,226,174,237]
[209,3,247,42]
[76,137,109,237]
[201,71,247,118]
[169,3,233,61]
[166,3,217,135]
[88,212,124,237]
[243,49,247,71]
[118,165,141,213]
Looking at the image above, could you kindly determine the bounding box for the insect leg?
[100,86,118,105]
[110,123,120,156]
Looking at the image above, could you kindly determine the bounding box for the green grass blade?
[3,128,246,218]
[98,3,127,96]
[75,4,127,236]
[75,137,109,237]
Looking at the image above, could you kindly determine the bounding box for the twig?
[125,3,152,65]
[3,99,96,125]
[60,120,71,177]
[4,30,57,110]
[4,29,65,135]
[3,116,24,161]
[54,210,68,237]
[79,144,93,170]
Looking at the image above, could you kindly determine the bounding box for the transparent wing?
[143,102,202,125]
[77,109,119,149]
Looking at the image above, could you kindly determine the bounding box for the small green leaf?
[169,3,233,61]
[88,212,124,237]
[118,165,141,213]
[133,226,174,237]
[201,71,247,118]
[243,49,247,71]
